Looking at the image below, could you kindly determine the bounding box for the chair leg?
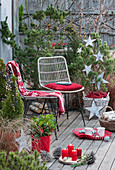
[64,94,69,119]
[23,99,32,120]
[76,92,85,126]
[54,128,58,140]
[55,102,59,131]
[41,99,47,114]
[50,99,58,139]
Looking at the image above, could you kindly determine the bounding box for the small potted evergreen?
[70,33,114,119]
[0,58,7,109]
[0,58,24,119]
[29,113,57,152]
[0,59,24,152]
[1,75,24,120]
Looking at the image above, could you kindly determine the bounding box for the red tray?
[72,128,112,140]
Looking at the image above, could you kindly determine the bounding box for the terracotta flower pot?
[32,135,51,152]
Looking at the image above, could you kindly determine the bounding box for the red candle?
[71,150,77,161]
[68,144,74,157]
[62,149,68,159]
[76,148,82,158]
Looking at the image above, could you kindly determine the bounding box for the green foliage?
[1,75,24,119]
[19,4,28,32]
[0,59,7,108]
[0,150,47,170]
[0,5,71,89]
[29,113,57,139]
[0,17,16,48]
[69,33,114,92]
[71,155,87,167]
[65,33,82,81]
[45,4,70,23]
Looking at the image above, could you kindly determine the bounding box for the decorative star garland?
[83,36,96,47]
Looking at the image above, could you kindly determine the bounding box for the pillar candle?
[68,144,74,157]
[76,148,82,158]
[71,150,77,161]
[62,149,68,159]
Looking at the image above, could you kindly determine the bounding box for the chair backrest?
[38,56,71,88]
[6,61,26,98]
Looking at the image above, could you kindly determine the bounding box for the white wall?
[0,0,12,64]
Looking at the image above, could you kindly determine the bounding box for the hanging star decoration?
[83,36,96,47]
[82,64,92,76]
[93,51,104,62]
[91,72,108,90]
[77,47,82,53]
[85,100,104,119]
[16,129,30,153]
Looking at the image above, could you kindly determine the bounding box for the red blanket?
[6,61,65,116]
[85,91,107,98]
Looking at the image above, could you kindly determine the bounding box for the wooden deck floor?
[46,111,115,170]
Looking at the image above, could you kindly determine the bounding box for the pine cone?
[86,151,96,164]
[40,150,52,162]
[53,146,62,159]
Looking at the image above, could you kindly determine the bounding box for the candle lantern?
[62,149,68,159]
[68,144,74,157]
[71,150,77,161]
[76,148,82,158]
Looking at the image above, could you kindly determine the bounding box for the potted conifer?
[0,58,7,109]
[0,59,24,152]
[29,113,57,152]
[70,33,114,119]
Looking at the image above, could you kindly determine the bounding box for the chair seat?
[45,82,83,93]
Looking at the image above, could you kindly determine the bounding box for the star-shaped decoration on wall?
[93,51,104,62]
[91,72,108,90]
[77,47,82,53]
[16,129,30,153]
[82,64,92,76]
[85,100,104,119]
[83,36,96,47]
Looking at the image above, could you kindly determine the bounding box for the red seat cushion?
[45,83,83,91]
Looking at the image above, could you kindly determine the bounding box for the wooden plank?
[98,137,115,170]
[111,159,115,170]
[86,135,115,170]
[51,111,79,142]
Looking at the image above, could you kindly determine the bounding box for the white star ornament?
[82,64,92,76]
[77,47,82,53]
[93,51,104,62]
[97,72,108,90]
[91,72,108,90]
[83,36,96,47]
[85,100,104,119]
[16,129,30,153]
